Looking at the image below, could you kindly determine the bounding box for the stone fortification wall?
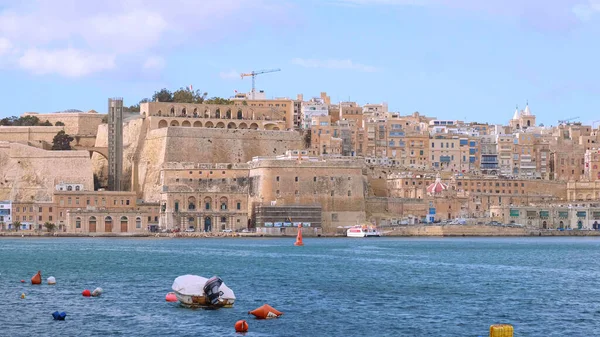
[0,142,93,201]
[0,126,64,144]
[92,123,304,202]
[23,112,104,136]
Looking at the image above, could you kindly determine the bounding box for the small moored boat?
[171,275,236,308]
[346,225,382,238]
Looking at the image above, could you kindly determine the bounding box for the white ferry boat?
[346,225,382,238]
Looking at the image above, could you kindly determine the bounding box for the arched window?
[204,197,212,210]
[174,200,180,212]
[136,217,142,229]
[237,110,243,119]
[75,217,81,229]
[220,197,228,210]
[157,110,162,116]
[527,120,531,127]
[170,107,175,116]
[226,109,231,119]
[67,186,72,191]
[75,186,80,191]
[193,108,198,117]
[215,108,221,118]
[188,196,196,210]
[182,107,187,116]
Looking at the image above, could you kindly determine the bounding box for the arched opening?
[527,120,531,127]
[559,221,564,229]
[216,122,225,128]
[89,216,96,232]
[75,217,81,229]
[120,216,128,232]
[578,220,583,230]
[182,107,187,116]
[157,110,162,116]
[170,107,175,116]
[249,123,259,130]
[220,197,228,210]
[182,120,191,127]
[204,109,210,118]
[204,216,212,232]
[174,200,180,212]
[158,120,168,128]
[204,197,212,210]
[226,109,231,119]
[542,221,547,229]
[264,123,277,130]
[193,108,198,117]
[239,122,248,129]
[193,121,202,127]
[516,124,520,129]
[170,120,180,127]
[136,217,142,229]
[104,216,113,233]
[227,122,237,129]
[215,108,221,119]
[67,185,73,191]
[237,110,243,119]
[188,196,196,210]
[205,121,214,128]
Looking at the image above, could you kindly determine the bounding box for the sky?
[1,0,600,125]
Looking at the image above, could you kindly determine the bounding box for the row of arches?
[148,105,287,121]
[173,196,242,212]
[156,107,246,119]
[75,215,142,233]
[157,119,280,130]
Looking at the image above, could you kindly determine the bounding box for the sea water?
[1,237,600,336]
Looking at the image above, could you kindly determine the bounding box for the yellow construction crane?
[240,68,281,99]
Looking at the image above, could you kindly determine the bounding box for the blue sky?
[1,0,600,125]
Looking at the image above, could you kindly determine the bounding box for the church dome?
[427,174,448,195]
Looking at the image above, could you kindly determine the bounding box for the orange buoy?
[234,320,248,333]
[248,304,283,319]
[82,289,91,297]
[31,271,41,285]
[165,292,177,302]
[20,280,25,283]
[294,225,304,246]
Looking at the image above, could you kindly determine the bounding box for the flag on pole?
[234,90,238,93]
[189,84,193,91]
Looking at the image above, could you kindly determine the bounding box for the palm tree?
[43,222,56,232]
[12,221,21,232]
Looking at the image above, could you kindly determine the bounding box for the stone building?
[491,204,600,230]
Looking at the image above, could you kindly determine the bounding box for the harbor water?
[2,237,600,336]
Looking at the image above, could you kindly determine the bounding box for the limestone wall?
[0,126,64,143]
[24,112,104,136]
[0,142,93,202]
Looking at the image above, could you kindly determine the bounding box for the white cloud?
[18,48,116,78]
[143,56,165,71]
[572,1,600,21]
[0,0,284,77]
[219,69,240,80]
[291,58,379,72]
[0,37,11,55]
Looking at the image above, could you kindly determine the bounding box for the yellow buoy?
[20,293,26,299]
[489,324,513,337]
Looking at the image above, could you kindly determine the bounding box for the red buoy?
[31,271,42,285]
[294,224,304,246]
[82,289,91,297]
[20,280,25,283]
[165,292,177,302]
[235,320,248,333]
[248,304,283,319]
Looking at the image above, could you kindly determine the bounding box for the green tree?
[43,222,56,232]
[93,173,102,190]
[12,220,21,232]
[204,97,233,105]
[51,130,74,150]
[13,115,40,126]
[152,88,174,102]
[101,115,108,123]
[55,121,65,126]
[0,116,17,126]
[39,120,53,126]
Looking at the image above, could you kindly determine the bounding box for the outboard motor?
[203,276,223,305]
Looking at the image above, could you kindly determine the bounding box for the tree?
[55,121,65,126]
[152,88,174,102]
[12,221,21,232]
[13,115,40,126]
[0,116,17,126]
[44,222,56,232]
[303,130,312,148]
[39,120,53,126]
[204,97,233,105]
[93,173,102,190]
[101,115,108,123]
[52,130,74,150]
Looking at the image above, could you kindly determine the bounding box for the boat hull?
[174,292,235,308]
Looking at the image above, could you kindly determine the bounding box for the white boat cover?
[172,275,236,299]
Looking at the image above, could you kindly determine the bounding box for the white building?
[0,200,12,230]
[301,98,329,129]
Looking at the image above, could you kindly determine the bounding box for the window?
[220,217,226,223]
[38,215,42,221]
[348,191,352,196]
[49,216,52,221]
[313,177,317,182]
[295,177,299,182]
[276,176,280,182]
[38,207,42,212]
[331,191,334,196]
[76,218,81,229]
[236,202,241,210]
[136,217,142,229]
[126,200,130,205]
